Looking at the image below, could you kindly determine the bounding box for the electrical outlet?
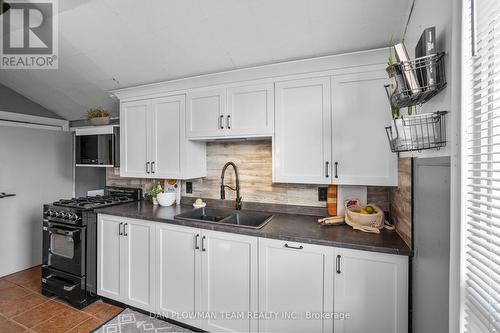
[186,182,193,194]
[318,187,327,202]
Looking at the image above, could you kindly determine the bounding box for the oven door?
[43,221,86,277]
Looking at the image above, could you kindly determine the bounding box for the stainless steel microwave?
[75,126,119,167]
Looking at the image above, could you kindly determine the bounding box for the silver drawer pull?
[63,284,77,291]
[284,243,303,250]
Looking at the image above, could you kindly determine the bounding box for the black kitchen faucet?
[220,161,242,210]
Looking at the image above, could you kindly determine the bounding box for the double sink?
[175,207,273,229]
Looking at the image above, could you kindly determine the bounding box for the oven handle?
[45,226,81,236]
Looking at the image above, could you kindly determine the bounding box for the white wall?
[403,0,455,158]
[0,125,73,276]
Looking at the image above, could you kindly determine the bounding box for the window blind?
[464,0,500,332]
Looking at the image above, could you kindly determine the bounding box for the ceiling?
[0,0,412,120]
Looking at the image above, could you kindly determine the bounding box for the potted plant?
[87,107,110,126]
[146,186,163,206]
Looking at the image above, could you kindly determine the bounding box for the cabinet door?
[150,95,184,178]
[334,248,409,333]
[157,224,201,328]
[200,231,258,333]
[274,77,332,184]
[259,238,334,333]
[331,71,397,186]
[122,219,156,312]
[226,83,274,137]
[120,99,151,178]
[186,87,226,138]
[97,216,123,302]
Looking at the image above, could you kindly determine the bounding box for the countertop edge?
[95,206,413,257]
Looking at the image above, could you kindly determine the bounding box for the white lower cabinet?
[156,223,200,328]
[201,230,258,333]
[97,216,122,300]
[258,238,334,333]
[97,216,156,312]
[98,215,408,333]
[155,224,257,332]
[333,248,409,333]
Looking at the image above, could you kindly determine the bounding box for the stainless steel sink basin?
[174,207,273,229]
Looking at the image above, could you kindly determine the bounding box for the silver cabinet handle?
[151,162,155,174]
[227,115,231,129]
[202,235,206,251]
[334,162,339,179]
[123,223,128,236]
[284,243,303,250]
[0,193,16,199]
[119,222,123,236]
[336,255,341,274]
[219,115,225,129]
[146,162,150,174]
[195,234,200,250]
[325,161,330,178]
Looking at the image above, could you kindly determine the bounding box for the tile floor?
[0,266,124,333]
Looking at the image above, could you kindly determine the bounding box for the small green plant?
[87,107,109,119]
[146,186,163,199]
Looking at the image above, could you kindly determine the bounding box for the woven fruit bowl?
[345,202,385,234]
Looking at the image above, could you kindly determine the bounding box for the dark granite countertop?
[96,201,412,256]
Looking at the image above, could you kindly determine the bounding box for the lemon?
[365,206,375,214]
[360,209,369,215]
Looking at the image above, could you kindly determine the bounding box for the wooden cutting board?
[327,185,337,216]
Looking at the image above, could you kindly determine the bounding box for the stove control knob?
[45,210,52,216]
[55,211,63,218]
[70,214,78,221]
[49,210,56,217]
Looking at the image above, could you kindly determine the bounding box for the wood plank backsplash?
[390,158,413,247]
[106,140,406,220]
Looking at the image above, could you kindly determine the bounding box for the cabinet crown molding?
[109,47,389,101]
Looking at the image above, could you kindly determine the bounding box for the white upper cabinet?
[150,96,182,178]
[120,95,206,179]
[274,77,332,184]
[226,83,274,137]
[116,48,398,186]
[333,248,409,333]
[186,87,226,138]
[120,99,151,178]
[187,83,274,139]
[331,71,397,186]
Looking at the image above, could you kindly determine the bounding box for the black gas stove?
[42,186,142,308]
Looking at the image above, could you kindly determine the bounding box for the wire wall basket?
[385,111,448,153]
[385,52,447,108]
